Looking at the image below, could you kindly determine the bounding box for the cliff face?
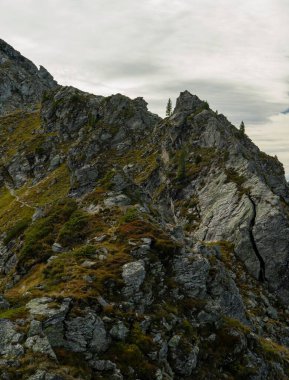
[1,41,289,380]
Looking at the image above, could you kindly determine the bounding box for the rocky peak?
[173,90,206,115]
[0,38,57,115]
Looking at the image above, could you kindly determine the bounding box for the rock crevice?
[247,194,266,282]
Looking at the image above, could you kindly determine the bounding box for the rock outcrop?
[0,39,57,115]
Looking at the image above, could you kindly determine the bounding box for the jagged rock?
[168,334,181,349]
[0,320,24,358]
[51,242,63,253]
[207,258,248,323]
[104,193,131,207]
[65,312,110,354]
[71,164,99,194]
[32,207,45,222]
[0,39,57,115]
[168,335,199,376]
[27,320,42,337]
[49,154,62,170]
[94,234,107,242]
[25,335,56,359]
[81,260,97,268]
[174,253,210,298]
[172,90,205,118]
[25,298,71,349]
[0,242,17,275]
[89,359,116,371]
[41,86,103,140]
[109,321,129,341]
[122,260,146,297]
[26,297,70,321]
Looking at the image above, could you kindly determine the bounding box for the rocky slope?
[1,40,289,379]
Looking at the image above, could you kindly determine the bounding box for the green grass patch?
[17,199,77,271]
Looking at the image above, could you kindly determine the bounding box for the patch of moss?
[0,306,27,320]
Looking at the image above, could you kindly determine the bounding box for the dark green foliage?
[203,100,209,109]
[72,244,96,258]
[57,210,89,246]
[41,90,52,103]
[225,168,250,196]
[225,168,246,187]
[87,112,97,127]
[153,238,180,257]
[166,98,172,117]
[239,121,245,134]
[105,339,157,379]
[70,92,85,105]
[195,154,202,165]
[119,207,139,224]
[3,217,30,245]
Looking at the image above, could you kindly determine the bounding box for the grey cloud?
[85,61,165,79]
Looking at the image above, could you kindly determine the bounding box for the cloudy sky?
[1,0,289,173]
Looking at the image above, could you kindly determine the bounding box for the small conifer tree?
[240,121,245,134]
[166,98,172,117]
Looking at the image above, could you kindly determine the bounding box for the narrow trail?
[6,184,36,211]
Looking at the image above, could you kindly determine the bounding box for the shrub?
[119,207,139,224]
[57,210,89,246]
[3,218,30,245]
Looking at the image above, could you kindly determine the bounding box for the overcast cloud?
[1,0,289,172]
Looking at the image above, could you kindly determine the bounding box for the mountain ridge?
[0,39,289,379]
